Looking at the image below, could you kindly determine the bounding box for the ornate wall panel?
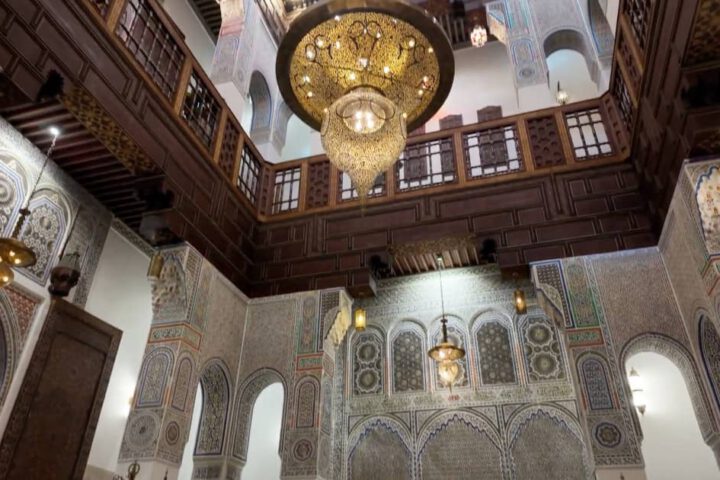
[195,361,231,455]
[306,161,331,210]
[578,354,614,410]
[527,115,565,169]
[136,347,174,408]
[520,316,566,382]
[391,326,426,393]
[475,320,517,385]
[171,356,194,411]
[18,189,70,284]
[295,376,319,428]
[700,315,720,408]
[352,330,384,396]
[0,158,25,237]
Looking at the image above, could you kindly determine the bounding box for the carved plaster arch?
[542,27,601,86]
[231,367,287,462]
[136,346,175,408]
[293,374,321,429]
[621,332,719,443]
[507,404,593,479]
[347,415,413,479]
[575,351,616,410]
[417,409,503,453]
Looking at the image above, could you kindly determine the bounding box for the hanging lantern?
[354,307,367,332]
[0,236,36,269]
[428,317,465,387]
[628,367,647,415]
[276,0,454,199]
[556,81,569,105]
[470,25,488,48]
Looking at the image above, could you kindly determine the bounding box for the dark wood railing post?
[173,61,193,115]
[453,130,467,184]
[517,118,535,173]
[105,0,126,32]
[555,110,576,166]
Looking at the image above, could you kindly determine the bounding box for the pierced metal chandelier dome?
[276,0,454,199]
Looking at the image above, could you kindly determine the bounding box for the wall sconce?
[556,81,569,105]
[354,307,366,332]
[628,367,647,415]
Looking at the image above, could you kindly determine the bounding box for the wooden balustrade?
[83,0,629,225]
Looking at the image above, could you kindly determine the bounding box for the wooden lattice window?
[463,125,522,178]
[218,122,240,179]
[91,0,110,16]
[565,109,613,160]
[116,0,185,99]
[237,145,261,204]
[181,71,220,148]
[612,73,634,131]
[272,167,301,213]
[338,172,386,202]
[623,0,653,50]
[396,138,456,192]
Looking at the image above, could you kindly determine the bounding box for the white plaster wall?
[547,49,600,104]
[282,114,322,161]
[426,41,521,132]
[84,228,153,475]
[627,352,719,480]
[178,388,203,480]
[242,383,284,480]
[161,0,216,72]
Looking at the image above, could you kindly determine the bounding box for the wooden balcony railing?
[83,0,629,225]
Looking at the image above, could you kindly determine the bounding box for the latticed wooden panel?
[271,167,301,214]
[237,145,261,204]
[181,71,221,148]
[685,0,720,66]
[612,72,634,133]
[338,172,386,202]
[564,109,613,161]
[623,0,653,50]
[463,125,522,179]
[218,122,240,180]
[617,28,641,95]
[396,138,456,192]
[306,161,330,209]
[526,116,565,168]
[90,0,110,16]
[115,0,186,99]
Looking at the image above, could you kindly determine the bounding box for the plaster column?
[117,246,205,480]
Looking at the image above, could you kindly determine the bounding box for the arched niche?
[417,410,504,479]
[470,310,518,386]
[347,416,412,480]
[350,326,385,397]
[0,290,19,404]
[429,315,471,390]
[248,71,272,140]
[388,320,427,394]
[507,404,591,479]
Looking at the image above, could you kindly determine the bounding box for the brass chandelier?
[276,0,454,199]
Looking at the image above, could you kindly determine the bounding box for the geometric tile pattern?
[392,330,425,393]
[476,321,516,385]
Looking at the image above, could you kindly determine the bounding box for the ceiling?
[189,0,222,39]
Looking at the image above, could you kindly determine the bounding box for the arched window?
[475,320,516,385]
[391,324,426,393]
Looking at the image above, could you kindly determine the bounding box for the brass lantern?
[354,307,367,332]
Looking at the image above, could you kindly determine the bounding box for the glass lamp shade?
[0,237,36,268]
[0,262,13,288]
[437,359,460,386]
[354,307,367,331]
[428,341,465,362]
[321,88,406,199]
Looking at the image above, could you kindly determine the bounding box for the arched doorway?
[626,352,719,479]
[177,388,203,480]
[242,383,284,479]
[543,29,600,103]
